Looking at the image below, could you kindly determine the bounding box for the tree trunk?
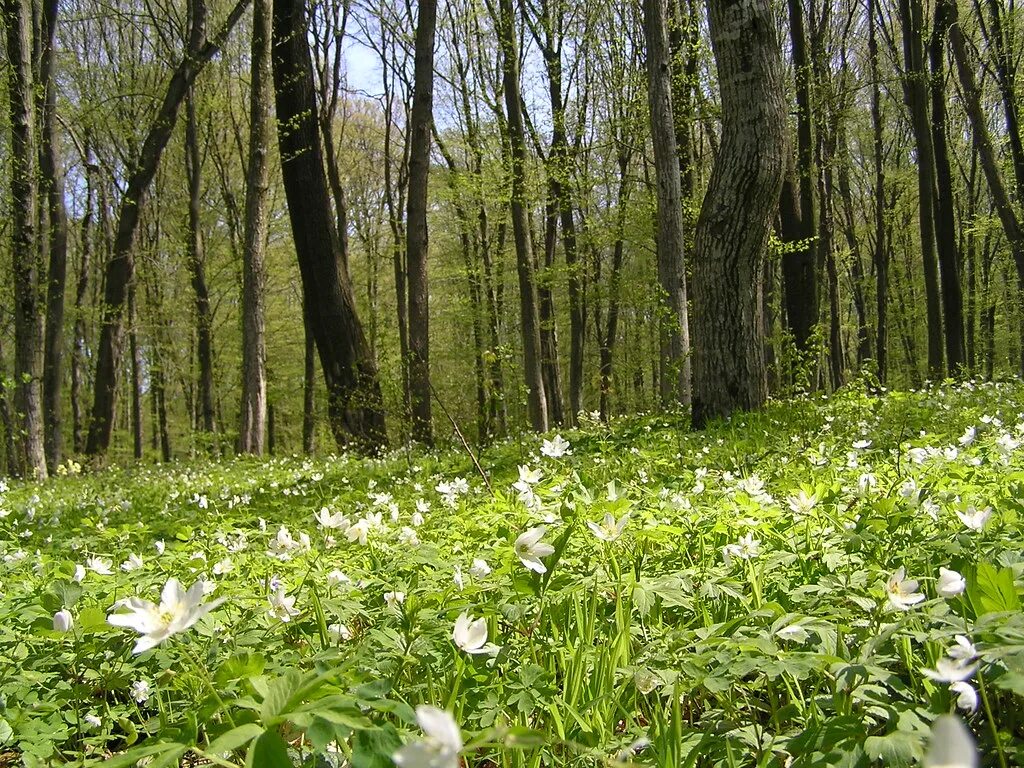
[272,0,387,451]
[868,0,889,383]
[643,0,692,408]
[691,0,786,429]
[303,308,316,455]
[39,0,68,473]
[405,0,437,445]
[497,0,547,432]
[929,0,966,374]
[128,285,143,460]
[84,0,250,458]
[4,0,47,479]
[239,0,272,455]
[72,145,96,455]
[898,0,944,379]
[185,91,217,434]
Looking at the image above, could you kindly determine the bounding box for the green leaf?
[260,670,303,722]
[863,731,922,765]
[967,563,1021,616]
[206,723,263,756]
[351,725,402,768]
[245,730,291,768]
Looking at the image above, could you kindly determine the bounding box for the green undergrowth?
[1,381,1023,766]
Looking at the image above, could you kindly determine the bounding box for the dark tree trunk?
[303,308,316,455]
[536,209,565,426]
[643,0,692,408]
[128,286,143,460]
[272,0,387,451]
[405,0,437,445]
[185,91,217,434]
[39,0,68,474]
[84,0,250,458]
[691,0,787,429]
[868,0,889,383]
[0,338,21,476]
[497,0,547,432]
[898,0,944,378]
[598,150,633,421]
[929,0,966,374]
[72,146,96,455]
[239,0,272,455]
[4,0,47,478]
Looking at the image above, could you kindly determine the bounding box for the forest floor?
[1,381,1023,766]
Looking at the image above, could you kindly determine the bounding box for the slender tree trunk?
[929,0,966,374]
[691,0,786,428]
[405,0,437,445]
[128,285,143,460]
[4,0,47,478]
[497,0,547,432]
[239,0,272,455]
[898,0,944,378]
[303,308,316,454]
[0,338,21,476]
[599,151,632,421]
[536,211,565,426]
[185,91,217,434]
[272,0,387,451]
[72,146,95,455]
[85,0,250,458]
[643,0,692,408]
[868,0,889,383]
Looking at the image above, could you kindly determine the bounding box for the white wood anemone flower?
[107,578,226,654]
[937,567,966,598]
[452,612,500,656]
[587,512,630,543]
[886,567,925,610]
[924,715,978,768]
[514,526,555,574]
[393,706,463,768]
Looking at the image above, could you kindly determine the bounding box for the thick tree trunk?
[5,0,47,478]
[272,0,387,451]
[84,0,250,458]
[185,92,217,434]
[643,0,692,408]
[898,0,944,379]
[39,0,68,473]
[239,0,272,455]
[691,0,786,429]
[497,0,547,432]
[405,0,437,446]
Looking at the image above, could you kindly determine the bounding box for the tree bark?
[691,0,786,429]
[405,0,437,445]
[4,0,47,478]
[128,285,143,460]
[643,0,692,408]
[239,0,272,455]
[497,0,548,432]
[272,0,387,451]
[84,0,250,458]
[868,0,888,383]
[185,91,217,435]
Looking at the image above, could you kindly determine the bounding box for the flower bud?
[53,609,74,633]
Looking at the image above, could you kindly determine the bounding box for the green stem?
[978,672,1008,768]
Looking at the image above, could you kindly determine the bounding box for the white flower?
[950,681,978,713]
[955,505,992,531]
[154,540,165,555]
[53,609,74,633]
[937,568,966,598]
[452,612,499,656]
[87,556,113,575]
[399,527,420,547]
[857,473,877,497]
[514,526,555,574]
[346,518,373,545]
[131,679,151,704]
[107,578,226,654]
[453,565,465,590]
[787,490,818,518]
[723,533,761,566]
[852,439,872,450]
[775,623,810,644]
[72,564,86,583]
[84,713,102,729]
[948,635,977,661]
[923,657,978,683]
[327,569,351,587]
[587,512,630,543]
[958,427,977,447]
[314,507,350,530]
[411,511,425,527]
[384,591,405,609]
[267,586,300,622]
[924,715,977,768]
[469,558,491,579]
[886,567,925,610]
[633,669,662,694]
[120,553,144,572]
[212,558,233,576]
[393,706,463,768]
[416,498,431,515]
[328,622,352,642]
[540,434,571,458]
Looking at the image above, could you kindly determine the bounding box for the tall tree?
[642,0,691,407]
[4,0,47,478]
[84,0,251,458]
[239,0,273,455]
[691,0,787,428]
[405,0,437,445]
[496,0,548,432]
[272,0,387,450]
